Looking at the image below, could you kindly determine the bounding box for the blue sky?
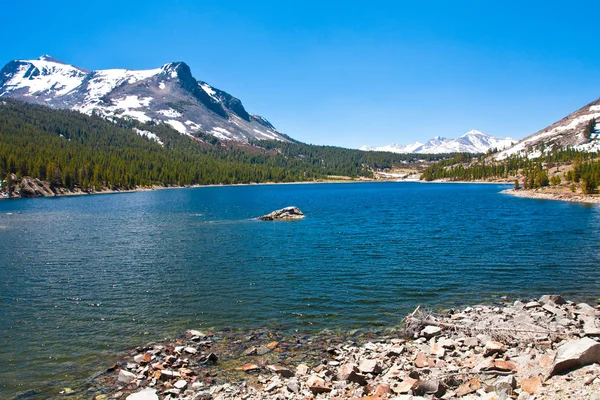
[2,0,600,148]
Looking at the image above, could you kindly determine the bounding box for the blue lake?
[1,182,599,398]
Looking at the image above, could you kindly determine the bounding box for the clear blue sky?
[2,0,600,148]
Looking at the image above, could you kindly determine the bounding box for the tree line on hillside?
[0,99,453,194]
[420,147,600,193]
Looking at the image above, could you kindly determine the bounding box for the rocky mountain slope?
[362,130,514,154]
[494,97,600,160]
[0,55,287,142]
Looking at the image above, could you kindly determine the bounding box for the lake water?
[1,182,599,398]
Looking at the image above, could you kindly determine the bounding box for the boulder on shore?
[257,207,305,221]
[549,337,600,376]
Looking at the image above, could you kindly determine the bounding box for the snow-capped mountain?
[0,55,287,142]
[362,131,514,154]
[360,141,423,153]
[494,97,600,160]
[412,136,453,153]
[432,130,514,154]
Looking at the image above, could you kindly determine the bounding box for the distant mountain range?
[361,130,515,154]
[0,55,288,142]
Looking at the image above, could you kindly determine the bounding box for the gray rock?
[549,337,600,376]
[296,363,309,376]
[495,375,517,391]
[539,295,566,305]
[583,315,600,336]
[524,301,541,309]
[286,379,299,393]
[306,375,332,394]
[358,359,382,375]
[463,337,479,348]
[542,303,565,317]
[415,379,447,397]
[174,379,187,389]
[339,363,367,385]
[255,346,272,355]
[576,303,599,316]
[483,340,506,356]
[118,369,137,384]
[257,207,305,221]
[266,365,293,378]
[420,325,442,338]
[242,347,257,356]
[126,388,159,400]
[264,381,280,392]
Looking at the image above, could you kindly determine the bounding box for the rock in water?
[257,206,305,221]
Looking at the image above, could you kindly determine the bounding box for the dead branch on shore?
[403,305,564,344]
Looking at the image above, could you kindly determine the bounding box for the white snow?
[210,127,234,140]
[119,110,152,123]
[133,128,164,146]
[157,108,182,118]
[166,120,190,135]
[590,105,600,112]
[574,133,600,153]
[82,95,154,123]
[159,81,166,90]
[2,59,87,96]
[112,95,152,109]
[78,68,160,114]
[184,120,202,131]
[200,83,220,102]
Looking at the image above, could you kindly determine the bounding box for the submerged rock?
[257,206,305,221]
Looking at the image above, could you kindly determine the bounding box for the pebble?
[88,295,600,400]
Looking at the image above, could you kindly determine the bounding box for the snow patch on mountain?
[210,127,233,140]
[200,83,219,102]
[166,120,190,135]
[157,108,183,118]
[134,128,164,146]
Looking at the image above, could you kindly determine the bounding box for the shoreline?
[501,188,600,204]
[0,178,380,200]
[81,295,600,400]
[1,178,521,201]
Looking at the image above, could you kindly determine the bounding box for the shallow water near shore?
[1,182,599,398]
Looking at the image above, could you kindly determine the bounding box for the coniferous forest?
[0,99,451,196]
[420,147,600,192]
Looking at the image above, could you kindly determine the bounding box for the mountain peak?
[0,56,288,143]
[160,61,190,79]
[463,129,486,136]
[37,55,68,64]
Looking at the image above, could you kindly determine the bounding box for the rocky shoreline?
[83,295,600,400]
[0,176,378,200]
[502,188,600,204]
